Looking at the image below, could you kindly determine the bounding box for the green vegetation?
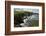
[14,11,33,17]
[31,20,39,27]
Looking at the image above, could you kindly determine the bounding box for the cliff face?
[14,11,33,25]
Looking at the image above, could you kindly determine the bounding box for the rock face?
[14,11,33,27]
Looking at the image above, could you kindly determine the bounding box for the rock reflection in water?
[20,16,32,27]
